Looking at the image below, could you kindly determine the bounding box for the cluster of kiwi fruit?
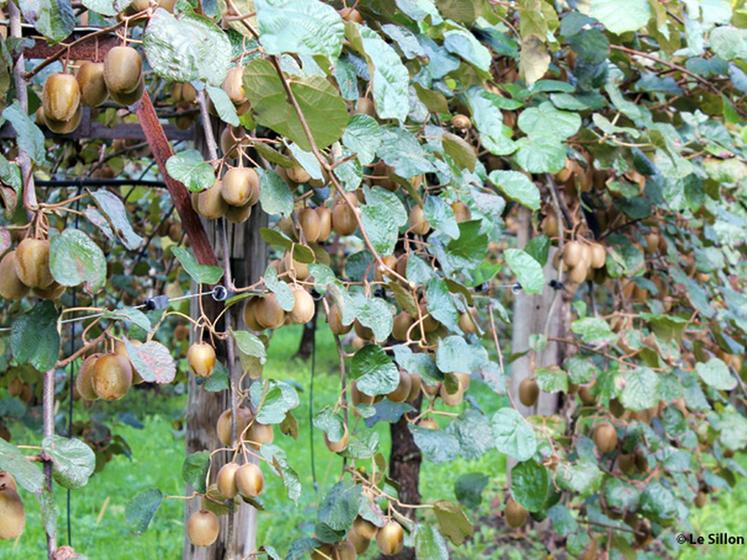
[37,45,143,134]
[171,81,198,130]
[0,238,65,301]
[193,166,260,224]
[314,516,404,558]
[0,472,24,541]
[215,406,274,449]
[75,342,140,401]
[554,239,606,285]
[242,279,316,333]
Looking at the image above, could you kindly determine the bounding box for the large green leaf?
[488,170,540,211]
[376,126,436,178]
[171,246,224,284]
[50,229,107,292]
[423,195,459,239]
[251,379,301,424]
[415,524,449,560]
[504,248,544,295]
[342,115,383,166]
[465,87,516,156]
[125,340,177,384]
[260,444,302,501]
[351,345,400,396]
[2,102,46,164]
[513,136,567,174]
[317,482,361,532]
[360,187,407,255]
[443,28,491,71]
[586,0,652,35]
[511,460,552,512]
[21,0,75,43]
[144,8,232,86]
[11,300,60,372]
[259,168,294,216]
[433,500,473,546]
[342,292,394,342]
[182,451,210,494]
[710,26,747,61]
[82,1,117,17]
[89,190,143,250]
[255,0,344,59]
[0,439,44,493]
[517,102,581,140]
[426,278,461,333]
[243,58,349,150]
[491,407,537,461]
[42,436,95,490]
[454,472,489,508]
[620,367,659,411]
[165,149,216,193]
[696,358,737,391]
[125,488,163,535]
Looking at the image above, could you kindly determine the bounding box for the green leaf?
[42,436,95,490]
[171,246,224,284]
[165,149,215,193]
[443,28,491,71]
[82,1,117,17]
[125,488,163,535]
[182,451,210,493]
[488,170,540,211]
[518,102,581,140]
[259,169,294,216]
[620,367,659,411]
[102,307,151,332]
[206,85,240,126]
[587,0,651,34]
[264,265,295,311]
[343,292,394,342]
[243,58,349,150]
[21,0,75,43]
[696,358,737,391]
[639,481,678,523]
[144,8,232,85]
[423,196,459,239]
[710,26,747,61]
[3,102,46,164]
[377,126,437,178]
[440,220,488,273]
[571,317,617,344]
[348,25,410,122]
[50,229,106,292]
[491,407,537,461]
[504,248,544,295]
[11,301,60,373]
[442,132,477,172]
[361,187,407,255]
[555,460,602,496]
[513,136,567,174]
[426,278,460,333]
[511,460,552,512]
[433,500,473,546]
[124,340,177,384]
[435,335,488,375]
[89,190,144,250]
[260,444,302,501]
[396,0,442,23]
[342,115,382,166]
[255,0,344,59]
[535,366,568,393]
[604,478,640,511]
[287,143,324,181]
[351,345,399,396]
[0,439,44,493]
[465,87,516,156]
[318,481,361,531]
[233,330,267,365]
[411,425,459,462]
[519,36,551,86]
[415,524,449,560]
[454,472,489,509]
[717,408,747,451]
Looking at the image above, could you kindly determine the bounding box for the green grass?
[4,324,746,558]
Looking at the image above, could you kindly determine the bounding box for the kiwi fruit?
[695,491,707,508]
[562,241,585,268]
[617,453,635,474]
[339,6,364,23]
[286,165,311,184]
[505,498,528,528]
[458,311,476,334]
[75,353,102,401]
[297,208,321,242]
[43,105,83,135]
[541,214,559,237]
[289,287,315,324]
[371,160,397,191]
[43,73,80,122]
[327,304,351,335]
[246,421,274,448]
[76,62,107,107]
[316,207,332,241]
[325,423,349,453]
[103,46,142,94]
[222,66,246,105]
[225,201,253,224]
[451,201,471,222]
[439,381,464,407]
[0,251,29,300]
[255,293,286,329]
[566,263,588,284]
[0,472,16,491]
[354,320,374,340]
[216,407,253,446]
[221,167,259,207]
[419,417,438,430]
[352,517,378,541]
[589,242,606,269]
[593,422,617,454]
[0,486,25,540]
[196,182,228,219]
[578,385,596,405]
[387,371,412,403]
[187,342,217,377]
[172,82,197,105]
[332,202,357,235]
[92,353,133,400]
[15,238,53,289]
[451,114,471,129]
[351,381,375,406]
[407,373,422,402]
[34,280,66,300]
[392,311,413,341]
[409,205,430,236]
[283,253,310,281]
[217,462,240,499]
[109,75,144,106]
[235,463,264,498]
[187,509,220,547]
[518,378,539,407]
[376,521,404,556]
[356,96,376,116]
[242,298,263,331]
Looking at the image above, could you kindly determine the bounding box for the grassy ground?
[4,324,746,558]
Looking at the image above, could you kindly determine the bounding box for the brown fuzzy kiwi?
[439,381,464,407]
[451,201,471,222]
[76,354,102,401]
[109,75,144,105]
[356,96,376,116]
[387,371,412,403]
[283,253,310,280]
[354,320,374,340]
[235,463,264,498]
[289,286,315,324]
[541,214,559,237]
[221,167,259,207]
[242,298,263,331]
[187,510,220,547]
[376,521,404,556]
[339,6,364,23]
[222,66,246,105]
[458,311,476,334]
[563,240,585,268]
[43,73,80,122]
[593,422,618,454]
[392,311,413,341]
[407,372,422,402]
[418,417,438,430]
[255,293,286,329]
[196,182,228,219]
[695,491,707,508]
[351,381,375,406]
[286,165,311,184]
[518,378,540,407]
[617,453,635,474]
[103,46,142,94]
[246,421,274,448]
[0,251,29,300]
[505,498,528,528]
[172,82,197,104]
[332,200,358,236]
[589,242,606,269]
[327,304,351,335]
[353,517,378,541]
[0,486,25,540]
[34,280,66,300]
[347,527,371,554]
[451,114,471,129]
[316,207,332,241]
[216,407,253,446]
[371,160,396,191]
[217,462,240,499]
[187,342,216,378]
[15,238,53,289]
[92,353,133,400]
[578,385,596,405]
[325,423,349,453]
[225,201,253,224]
[408,205,430,236]
[76,62,108,107]
[566,263,589,284]
[299,208,321,242]
[43,105,83,134]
